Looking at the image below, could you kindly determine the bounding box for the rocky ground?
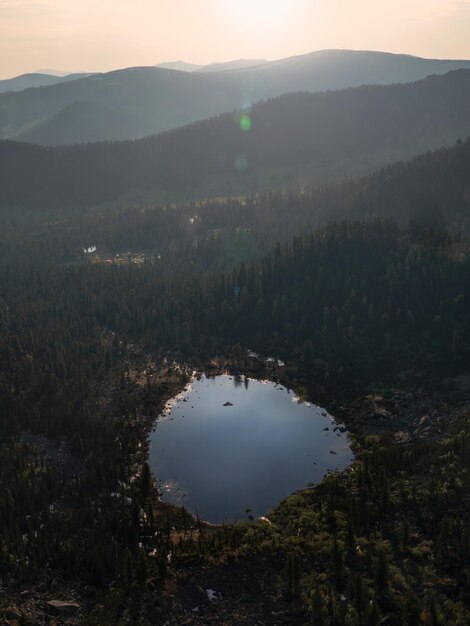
[0,579,92,625]
[166,555,297,626]
[332,373,470,444]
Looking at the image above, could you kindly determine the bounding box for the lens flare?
[235,155,248,171]
[234,111,252,131]
[240,114,252,131]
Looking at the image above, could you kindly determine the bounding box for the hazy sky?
[1,0,470,78]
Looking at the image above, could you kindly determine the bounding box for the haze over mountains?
[0,72,91,94]
[155,61,204,72]
[155,59,268,72]
[2,49,470,145]
[196,59,268,72]
[2,69,470,210]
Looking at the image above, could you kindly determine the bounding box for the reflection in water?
[149,374,353,523]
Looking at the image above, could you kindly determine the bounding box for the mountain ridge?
[3,49,470,145]
[0,71,92,94]
[2,69,470,210]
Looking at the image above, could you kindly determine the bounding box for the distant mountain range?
[2,69,470,210]
[0,72,91,94]
[155,61,204,72]
[196,59,268,72]
[155,59,267,73]
[35,69,77,77]
[1,49,470,145]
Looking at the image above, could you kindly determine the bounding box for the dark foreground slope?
[2,70,470,210]
[2,49,470,145]
[1,214,470,624]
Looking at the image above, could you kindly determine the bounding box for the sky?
[1,0,470,78]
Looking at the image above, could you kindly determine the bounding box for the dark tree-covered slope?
[1,186,470,623]
[2,70,470,210]
[6,138,467,278]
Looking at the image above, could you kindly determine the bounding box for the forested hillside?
[2,70,470,210]
[2,49,470,146]
[1,208,470,624]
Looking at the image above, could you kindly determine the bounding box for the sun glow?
[225,0,292,24]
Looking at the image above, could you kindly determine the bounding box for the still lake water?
[149,374,353,523]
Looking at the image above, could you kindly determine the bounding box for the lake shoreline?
[121,347,466,532]
[123,352,353,528]
[149,371,353,524]
[3,349,466,625]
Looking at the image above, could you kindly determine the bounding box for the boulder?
[46,600,80,615]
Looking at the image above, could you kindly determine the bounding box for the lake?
[149,374,353,524]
